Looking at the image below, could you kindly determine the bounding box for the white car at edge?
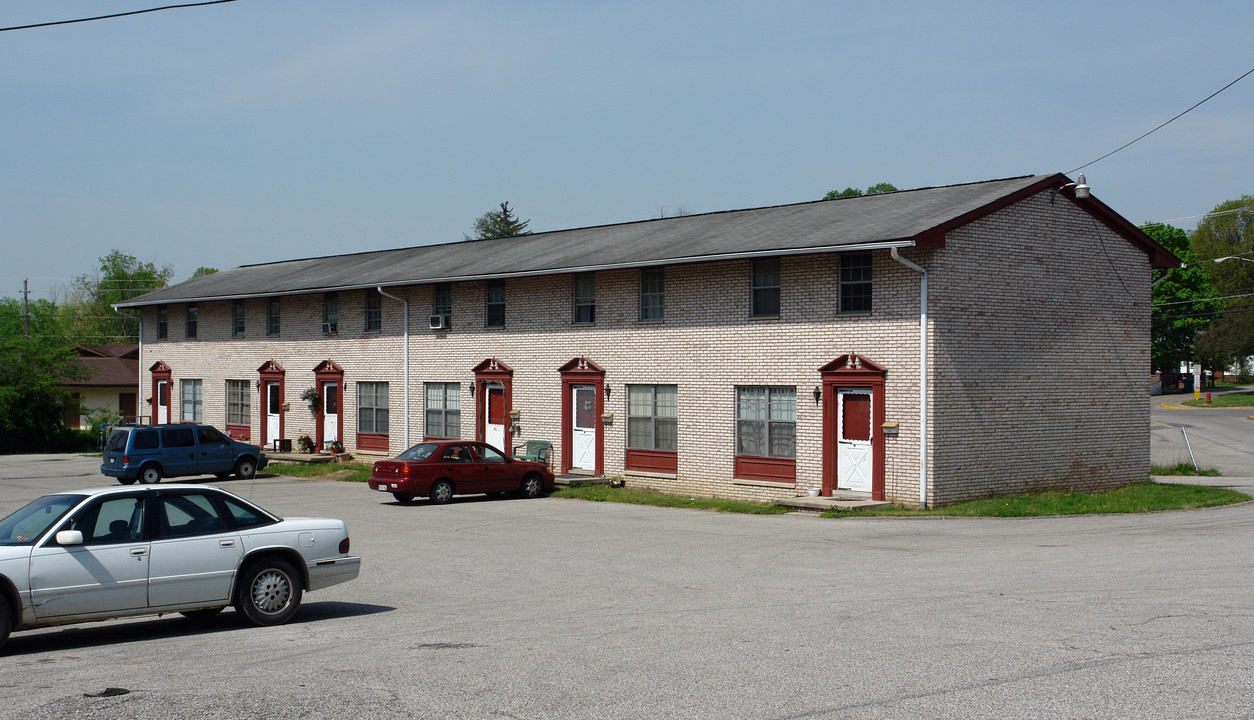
[0,484,361,652]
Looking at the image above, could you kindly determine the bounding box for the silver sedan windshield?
[0,494,84,545]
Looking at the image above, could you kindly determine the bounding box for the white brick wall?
[137,190,1153,506]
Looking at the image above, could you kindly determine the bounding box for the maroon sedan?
[367,441,555,505]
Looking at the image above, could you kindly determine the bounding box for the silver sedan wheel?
[237,559,302,626]
[251,568,293,615]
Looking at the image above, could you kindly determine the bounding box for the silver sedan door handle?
[130,548,147,557]
[219,539,236,548]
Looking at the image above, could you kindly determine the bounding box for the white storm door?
[323,382,339,444]
[571,385,596,472]
[484,385,506,452]
[266,383,281,444]
[836,388,873,493]
[157,380,169,424]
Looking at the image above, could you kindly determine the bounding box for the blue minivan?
[101,424,268,484]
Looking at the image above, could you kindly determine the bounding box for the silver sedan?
[0,484,360,652]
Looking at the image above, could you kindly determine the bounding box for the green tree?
[465,201,531,241]
[823,183,899,201]
[1189,197,1254,375]
[0,297,86,453]
[1146,223,1222,373]
[189,266,218,280]
[65,250,173,342]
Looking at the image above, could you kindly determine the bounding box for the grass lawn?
[263,464,1249,518]
[1151,462,1222,477]
[820,482,1248,518]
[551,484,792,514]
[1181,391,1254,408]
[266,460,373,483]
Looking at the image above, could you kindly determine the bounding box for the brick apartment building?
[116,174,1177,507]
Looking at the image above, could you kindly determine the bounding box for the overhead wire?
[1068,65,1254,174]
[0,0,240,32]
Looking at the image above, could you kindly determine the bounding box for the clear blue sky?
[4,0,1252,301]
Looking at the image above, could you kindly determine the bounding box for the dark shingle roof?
[116,174,1173,308]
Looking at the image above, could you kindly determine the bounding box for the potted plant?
[329,441,344,455]
[300,387,319,409]
[298,435,314,454]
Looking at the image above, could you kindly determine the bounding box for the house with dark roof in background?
[114,174,1176,507]
[61,344,140,429]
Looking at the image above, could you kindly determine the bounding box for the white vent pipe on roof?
[890,248,929,509]
[377,287,409,448]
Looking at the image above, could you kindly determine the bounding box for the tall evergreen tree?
[465,201,532,241]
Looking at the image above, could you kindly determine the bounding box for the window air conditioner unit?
[321,322,337,334]
[429,314,449,330]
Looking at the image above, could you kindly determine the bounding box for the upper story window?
[323,293,338,334]
[572,273,596,324]
[267,298,280,336]
[364,289,382,332]
[735,385,795,459]
[185,304,198,338]
[639,268,664,322]
[157,305,168,339]
[751,258,780,317]
[232,300,246,336]
[485,279,505,328]
[840,252,873,313]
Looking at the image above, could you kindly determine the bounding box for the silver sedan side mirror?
[55,530,84,546]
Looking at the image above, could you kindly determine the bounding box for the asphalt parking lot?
[2,454,1254,719]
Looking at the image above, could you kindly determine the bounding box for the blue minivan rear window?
[161,428,195,448]
[133,429,159,450]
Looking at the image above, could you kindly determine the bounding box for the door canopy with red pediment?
[312,360,344,450]
[149,361,172,425]
[558,357,605,476]
[472,358,515,444]
[819,353,887,501]
[257,360,285,376]
[258,360,286,448]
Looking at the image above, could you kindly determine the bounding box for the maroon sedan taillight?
[339,537,350,553]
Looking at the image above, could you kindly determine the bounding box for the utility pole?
[23,278,30,338]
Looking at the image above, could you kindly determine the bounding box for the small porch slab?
[554,474,610,488]
[775,493,891,513]
[265,452,355,465]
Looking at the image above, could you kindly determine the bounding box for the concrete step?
[774,495,891,513]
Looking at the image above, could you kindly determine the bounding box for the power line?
[1068,65,1254,174]
[0,0,239,33]
[1141,207,1254,228]
[1153,291,1254,308]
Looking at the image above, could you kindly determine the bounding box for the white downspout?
[890,248,929,509]
[377,287,410,448]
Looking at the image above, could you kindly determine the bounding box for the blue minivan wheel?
[139,465,162,484]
